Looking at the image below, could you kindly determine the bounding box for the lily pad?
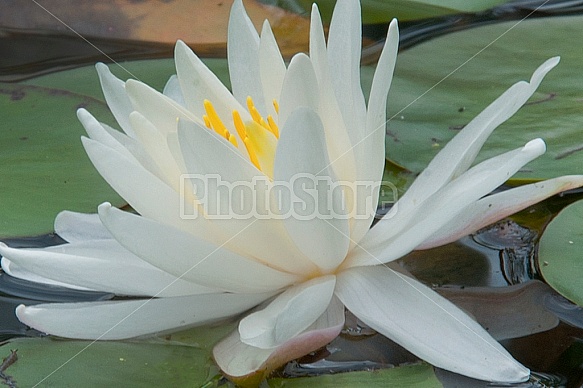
[539,199,583,307]
[275,0,511,23]
[0,322,236,387]
[267,362,442,387]
[377,15,583,181]
[0,83,123,237]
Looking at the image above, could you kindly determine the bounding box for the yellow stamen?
[246,97,264,126]
[232,109,261,170]
[203,115,211,129]
[267,115,279,138]
[243,138,260,169]
[203,99,229,138]
[227,132,238,147]
[272,99,279,114]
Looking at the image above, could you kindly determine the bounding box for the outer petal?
[335,266,529,383]
[227,0,265,114]
[95,63,136,138]
[16,292,273,340]
[1,258,93,291]
[162,74,186,106]
[278,54,319,128]
[54,211,112,243]
[355,139,546,266]
[98,203,302,294]
[394,57,559,215]
[419,175,583,249]
[259,20,286,119]
[214,296,345,386]
[0,240,215,297]
[273,108,350,273]
[238,275,335,349]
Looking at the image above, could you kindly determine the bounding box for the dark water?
[2,0,583,387]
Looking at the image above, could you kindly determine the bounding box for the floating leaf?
[539,199,583,307]
[267,362,442,387]
[0,83,123,237]
[376,15,583,180]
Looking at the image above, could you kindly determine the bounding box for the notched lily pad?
[539,199,583,307]
[0,83,123,237]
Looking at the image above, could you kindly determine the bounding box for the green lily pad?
[539,199,583,307]
[274,0,511,23]
[267,363,442,387]
[0,322,235,387]
[0,83,123,238]
[378,15,583,181]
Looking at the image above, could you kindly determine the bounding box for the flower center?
[202,97,280,178]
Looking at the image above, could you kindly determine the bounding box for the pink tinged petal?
[327,0,366,144]
[353,139,547,266]
[227,0,265,115]
[214,296,344,385]
[95,62,136,138]
[396,57,559,215]
[54,211,112,243]
[278,53,319,129]
[162,74,186,107]
[0,241,215,297]
[259,20,286,119]
[174,41,249,128]
[125,79,199,136]
[239,275,336,349]
[1,258,94,291]
[418,175,583,249]
[16,292,273,340]
[98,203,302,294]
[81,137,214,242]
[273,108,350,272]
[177,119,318,275]
[335,266,530,383]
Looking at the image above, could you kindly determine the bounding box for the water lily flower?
[1,0,582,385]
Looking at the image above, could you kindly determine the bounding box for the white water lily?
[1,0,582,385]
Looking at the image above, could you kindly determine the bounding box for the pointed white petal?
[214,296,344,384]
[177,119,318,275]
[259,20,286,119]
[278,53,319,128]
[239,276,336,349]
[336,266,529,383]
[0,241,216,297]
[327,0,366,144]
[227,0,265,114]
[396,58,559,215]
[273,108,350,272]
[54,211,112,243]
[95,62,136,138]
[353,139,546,266]
[419,175,583,249]
[1,257,94,291]
[16,292,272,340]
[98,203,302,293]
[162,74,186,107]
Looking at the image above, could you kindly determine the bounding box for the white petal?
[16,292,272,340]
[1,258,94,291]
[162,74,186,106]
[353,139,546,266]
[81,137,214,242]
[239,275,336,349]
[327,0,366,144]
[98,203,302,293]
[419,175,583,249]
[54,211,112,243]
[95,63,136,138]
[177,119,318,275]
[396,58,559,216]
[259,20,286,119]
[214,296,344,383]
[0,241,216,297]
[278,53,319,128]
[227,0,265,114]
[336,266,529,383]
[273,108,350,272]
